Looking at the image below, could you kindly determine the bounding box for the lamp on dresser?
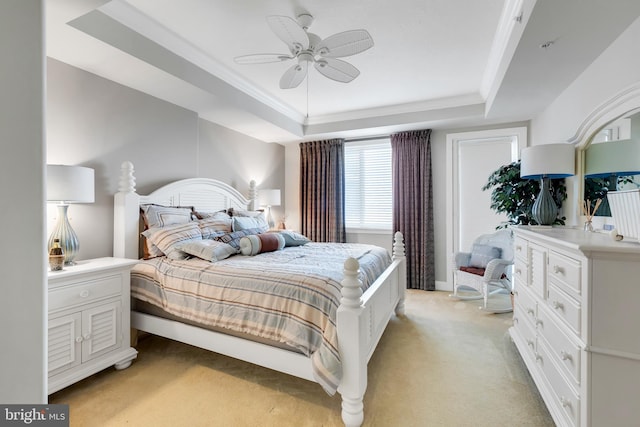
[258,188,281,229]
[47,164,95,264]
[520,144,575,226]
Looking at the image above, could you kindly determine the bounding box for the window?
[344,138,392,230]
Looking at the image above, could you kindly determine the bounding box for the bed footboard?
[337,232,406,427]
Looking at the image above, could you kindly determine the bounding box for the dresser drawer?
[537,305,582,386]
[536,339,580,427]
[514,236,529,262]
[547,282,581,335]
[513,300,537,360]
[513,285,537,325]
[49,274,123,312]
[513,257,529,288]
[548,251,581,297]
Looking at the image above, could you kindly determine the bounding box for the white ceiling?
[47,0,640,144]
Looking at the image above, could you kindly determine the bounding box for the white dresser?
[510,227,640,427]
[48,257,138,394]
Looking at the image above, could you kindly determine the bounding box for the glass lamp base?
[48,204,79,265]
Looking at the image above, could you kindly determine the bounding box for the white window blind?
[344,138,392,230]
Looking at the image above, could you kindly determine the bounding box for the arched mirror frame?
[566,82,640,225]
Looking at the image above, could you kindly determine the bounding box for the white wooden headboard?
[113,161,256,259]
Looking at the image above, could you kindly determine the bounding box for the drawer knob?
[83,333,91,340]
[535,353,543,363]
[513,317,519,324]
[553,265,563,274]
[560,351,573,362]
[560,396,571,408]
[515,268,521,275]
[527,308,535,316]
[535,319,543,327]
[80,290,90,298]
[526,339,534,348]
[551,300,564,310]
[75,336,83,343]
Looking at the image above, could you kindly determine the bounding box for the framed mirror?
[583,109,640,216]
[570,83,640,226]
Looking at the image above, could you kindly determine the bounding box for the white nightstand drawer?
[536,339,580,427]
[49,274,122,312]
[548,251,581,297]
[537,305,581,385]
[547,282,581,335]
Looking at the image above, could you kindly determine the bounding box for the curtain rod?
[345,135,391,143]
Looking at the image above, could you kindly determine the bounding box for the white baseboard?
[435,280,452,292]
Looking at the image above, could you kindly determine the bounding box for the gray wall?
[0,0,47,403]
[46,58,285,260]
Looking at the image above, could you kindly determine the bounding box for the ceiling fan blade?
[234,54,293,64]
[314,58,360,83]
[317,30,374,58]
[266,15,309,54]
[280,61,309,89]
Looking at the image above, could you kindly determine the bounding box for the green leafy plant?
[482,160,568,228]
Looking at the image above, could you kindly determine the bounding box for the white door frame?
[444,127,527,291]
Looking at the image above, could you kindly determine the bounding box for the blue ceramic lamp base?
[531,178,558,226]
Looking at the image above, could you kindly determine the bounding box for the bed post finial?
[248,180,257,211]
[341,257,362,308]
[392,231,405,260]
[118,161,136,193]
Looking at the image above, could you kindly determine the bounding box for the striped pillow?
[198,216,233,238]
[178,239,238,262]
[142,222,202,260]
[239,233,285,256]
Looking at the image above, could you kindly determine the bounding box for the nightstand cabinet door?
[81,300,121,363]
[48,313,82,376]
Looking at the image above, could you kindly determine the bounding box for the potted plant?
[482,160,568,229]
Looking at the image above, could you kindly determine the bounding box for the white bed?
[113,161,406,427]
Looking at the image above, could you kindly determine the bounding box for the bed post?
[393,231,407,315]
[113,161,139,259]
[337,257,366,427]
[248,180,257,211]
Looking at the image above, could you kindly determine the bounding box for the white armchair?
[450,229,514,313]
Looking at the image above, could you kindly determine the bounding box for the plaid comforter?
[130,242,391,394]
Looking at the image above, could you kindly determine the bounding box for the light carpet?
[49,290,554,426]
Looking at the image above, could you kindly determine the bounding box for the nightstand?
[48,257,139,394]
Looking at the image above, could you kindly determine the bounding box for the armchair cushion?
[469,244,502,268]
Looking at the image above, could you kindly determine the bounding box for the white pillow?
[178,239,238,262]
[232,215,268,232]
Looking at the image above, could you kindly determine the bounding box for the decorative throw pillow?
[469,244,502,269]
[178,239,238,262]
[198,216,233,238]
[270,230,310,247]
[193,210,229,220]
[142,222,202,260]
[232,216,269,233]
[212,228,264,250]
[239,233,285,256]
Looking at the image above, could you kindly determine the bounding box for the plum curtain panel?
[391,129,435,290]
[300,139,346,242]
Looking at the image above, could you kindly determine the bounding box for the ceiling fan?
[234,13,374,89]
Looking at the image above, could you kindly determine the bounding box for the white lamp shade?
[258,189,281,207]
[520,144,575,179]
[47,165,95,203]
[585,139,640,178]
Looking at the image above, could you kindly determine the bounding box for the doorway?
[445,127,526,290]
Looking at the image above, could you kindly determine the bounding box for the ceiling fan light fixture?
[235,13,374,89]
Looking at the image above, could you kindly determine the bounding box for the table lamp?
[47,165,95,264]
[259,189,281,229]
[520,144,575,226]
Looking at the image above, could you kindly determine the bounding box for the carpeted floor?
[49,290,554,426]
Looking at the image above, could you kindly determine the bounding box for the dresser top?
[513,226,640,255]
